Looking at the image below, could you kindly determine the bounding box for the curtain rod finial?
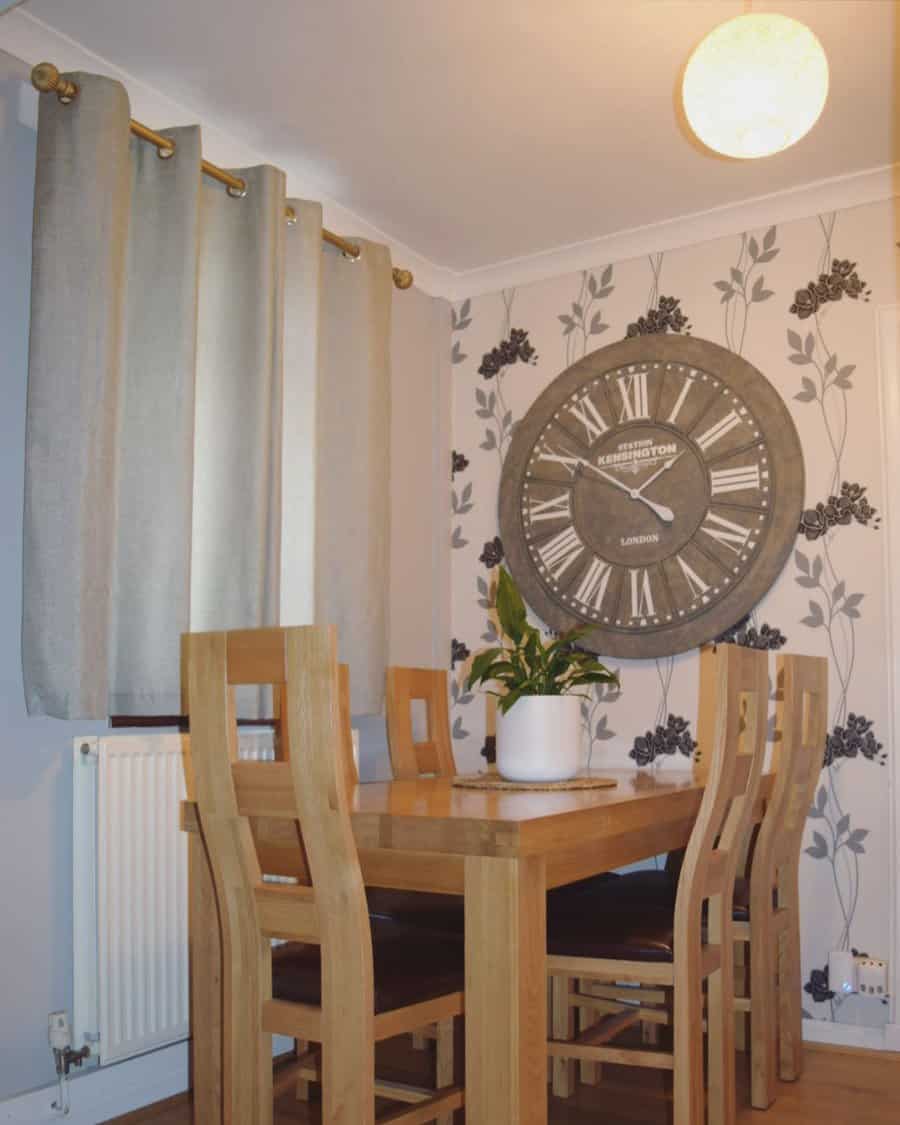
[31,62,78,103]
[392,267,414,291]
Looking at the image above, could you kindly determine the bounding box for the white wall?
[0,50,109,1101]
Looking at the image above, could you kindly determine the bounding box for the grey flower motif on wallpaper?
[823,714,886,768]
[789,258,871,320]
[451,298,472,365]
[626,295,691,337]
[478,536,504,569]
[629,714,697,768]
[450,638,470,670]
[451,450,469,479]
[797,482,879,540]
[715,614,787,651]
[476,320,537,461]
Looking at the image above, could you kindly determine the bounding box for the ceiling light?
[682,12,829,159]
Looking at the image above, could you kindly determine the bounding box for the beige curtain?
[23,71,392,719]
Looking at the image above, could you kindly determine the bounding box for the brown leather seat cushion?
[547,899,676,962]
[366,887,464,936]
[272,917,464,1014]
[549,869,753,921]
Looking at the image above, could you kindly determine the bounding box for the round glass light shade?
[682,12,829,159]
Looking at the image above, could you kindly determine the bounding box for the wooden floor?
[105,1038,900,1125]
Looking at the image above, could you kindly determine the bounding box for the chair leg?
[706,952,737,1125]
[748,920,777,1109]
[777,897,804,1083]
[412,1030,429,1050]
[672,970,704,1125]
[578,979,601,1086]
[436,1018,455,1125]
[550,976,576,1097]
[733,939,749,1052]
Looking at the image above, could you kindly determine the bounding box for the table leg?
[464,854,547,1125]
[189,829,223,1124]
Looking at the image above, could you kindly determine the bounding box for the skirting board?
[0,1035,293,1124]
[803,1017,899,1053]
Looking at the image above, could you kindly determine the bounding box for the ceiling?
[10,0,900,277]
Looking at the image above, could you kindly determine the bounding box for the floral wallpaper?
[449,197,899,1031]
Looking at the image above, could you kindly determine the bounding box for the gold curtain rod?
[31,63,414,291]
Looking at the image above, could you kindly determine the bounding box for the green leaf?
[466,647,506,688]
[495,567,527,643]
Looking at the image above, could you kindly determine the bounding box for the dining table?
[182,766,772,1125]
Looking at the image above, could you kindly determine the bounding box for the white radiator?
[73,730,289,1066]
[73,735,190,1065]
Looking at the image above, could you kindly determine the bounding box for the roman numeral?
[567,392,609,442]
[676,555,710,600]
[526,491,572,524]
[696,409,742,452]
[536,442,582,477]
[616,370,650,421]
[575,558,613,611]
[709,464,761,494]
[701,511,752,554]
[629,568,655,619]
[666,374,694,425]
[537,526,584,581]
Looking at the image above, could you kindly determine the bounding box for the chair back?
[184,626,374,1116]
[675,644,768,951]
[385,666,456,779]
[754,653,828,905]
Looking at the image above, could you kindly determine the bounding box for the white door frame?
[876,303,900,1048]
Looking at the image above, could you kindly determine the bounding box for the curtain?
[23,72,392,719]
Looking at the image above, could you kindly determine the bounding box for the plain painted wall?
[0,47,453,1100]
[0,50,108,1101]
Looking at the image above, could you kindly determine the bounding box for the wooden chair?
[184,625,465,1125]
[731,652,828,1108]
[546,643,769,1125]
[385,667,456,780]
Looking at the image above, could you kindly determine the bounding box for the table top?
[350,768,741,859]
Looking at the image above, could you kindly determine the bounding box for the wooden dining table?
[183,766,772,1125]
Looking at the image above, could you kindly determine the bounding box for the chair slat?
[386,666,456,780]
[254,883,319,942]
[232,760,296,818]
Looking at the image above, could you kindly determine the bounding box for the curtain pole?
[30,62,414,291]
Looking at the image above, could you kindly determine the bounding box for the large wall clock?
[499,335,804,659]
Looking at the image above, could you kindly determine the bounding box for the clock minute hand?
[633,451,684,498]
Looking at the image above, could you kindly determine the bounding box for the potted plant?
[466,568,619,781]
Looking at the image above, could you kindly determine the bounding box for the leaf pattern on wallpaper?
[557,267,622,755]
[715,226,778,355]
[620,254,694,768]
[476,290,535,463]
[561,265,613,367]
[451,304,475,549]
[789,214,884,1020]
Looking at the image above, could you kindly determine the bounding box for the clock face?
[499,335,804,659]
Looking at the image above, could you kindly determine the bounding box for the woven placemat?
[452,773,618,792]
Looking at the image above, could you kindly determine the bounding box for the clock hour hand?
[582,462,675,524]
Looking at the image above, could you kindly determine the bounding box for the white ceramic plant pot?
[496,695,582,782]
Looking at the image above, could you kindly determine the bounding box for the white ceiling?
[7,0,900,288]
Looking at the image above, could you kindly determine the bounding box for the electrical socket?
[857,956,889,998]
[828,952,890,998]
